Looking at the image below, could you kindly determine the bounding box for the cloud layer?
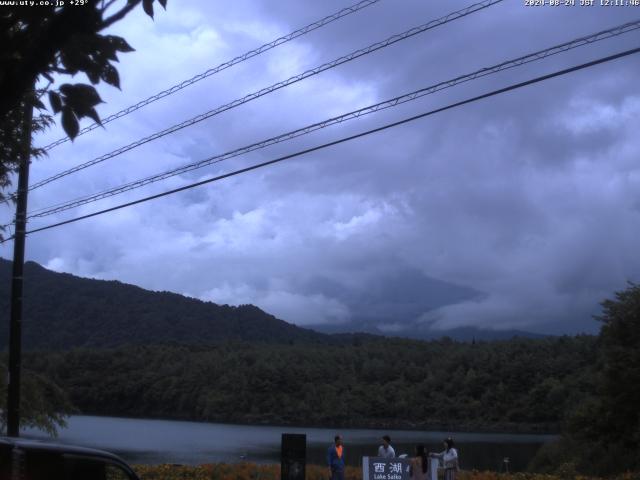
[2,0,639,335]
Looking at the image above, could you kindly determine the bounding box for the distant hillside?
[0,259,329,349]
[311,322,547,341]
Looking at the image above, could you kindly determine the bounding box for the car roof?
[0,437,139,476]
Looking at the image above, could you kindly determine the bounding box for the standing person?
[327,435,345,480]
[409,445,429,480]
[429,437,459,480]
[377,435,396,458]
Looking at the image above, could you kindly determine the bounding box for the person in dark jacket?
[327,435,345,480]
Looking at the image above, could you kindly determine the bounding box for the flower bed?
[132,463,639,480]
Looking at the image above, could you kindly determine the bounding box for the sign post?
[363,456,440,480]
[429,456,439,480]
[281,433,305,480]
[362,457,411,480]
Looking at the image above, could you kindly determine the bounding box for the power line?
[5,45,636,243]
[23,18,640,220]
[27,0,503,192]
[41,0,385,151]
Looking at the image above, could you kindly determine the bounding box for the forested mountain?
[21,335,597,433]
[0,259,328,349]
[0,259,543,349]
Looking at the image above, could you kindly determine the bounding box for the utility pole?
[6,95,33,437]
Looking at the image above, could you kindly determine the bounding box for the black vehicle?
[0,437,140,480]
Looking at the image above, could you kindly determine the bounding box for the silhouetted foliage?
[0,361,75,436]
[529,283,640,476]
[0,0,168,216]
[0,0,168,123]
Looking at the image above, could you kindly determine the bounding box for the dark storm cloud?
[2,0,639,334]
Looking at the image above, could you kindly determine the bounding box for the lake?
[24,416,556,472]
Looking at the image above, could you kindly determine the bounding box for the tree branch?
[101,1,141,30]
[50,67,71,75]
[36,80,53,99]
[100,0,120,15]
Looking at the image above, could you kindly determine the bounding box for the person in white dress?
[429,437,459,480]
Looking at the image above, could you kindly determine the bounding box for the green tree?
[572,282,640,474]
[597,283,640,444]
[0,0,169,207]
[0,362,75,436]
[1,0,169,430]
[534,283,640,476]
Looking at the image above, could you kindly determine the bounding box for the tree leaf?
[94,34,116,57]
[100,43,119,62]
[59,84,74,96]
[62,84,103,111]
[84,107,102,126]
[59,42,90,75]
[87,69,100,85]
[108,35,135,53]
[48,92,62,113]
[142,0,154,18]
[61,106,79,140]
[101,64,120,90]
[71,84,103,107]
[32,98,46,111]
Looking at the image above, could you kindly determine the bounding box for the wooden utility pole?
[6,96,33,437]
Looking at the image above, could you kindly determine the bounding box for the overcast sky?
[2,0,639,335]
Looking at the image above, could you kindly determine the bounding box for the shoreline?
[65,413,560,437]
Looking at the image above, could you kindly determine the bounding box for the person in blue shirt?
[327,435,345,480]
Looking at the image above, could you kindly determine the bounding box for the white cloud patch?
[559,95,640,135]
[43,257,66,273]
[200,282,350,326]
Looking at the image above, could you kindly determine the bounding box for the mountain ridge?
[0,258,547,350]
[0,258,331,349]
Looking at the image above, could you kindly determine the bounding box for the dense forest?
[19,335,597,433]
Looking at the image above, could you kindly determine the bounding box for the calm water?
[24,416,555,472]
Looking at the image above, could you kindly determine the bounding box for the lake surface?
[24,416,555,472]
